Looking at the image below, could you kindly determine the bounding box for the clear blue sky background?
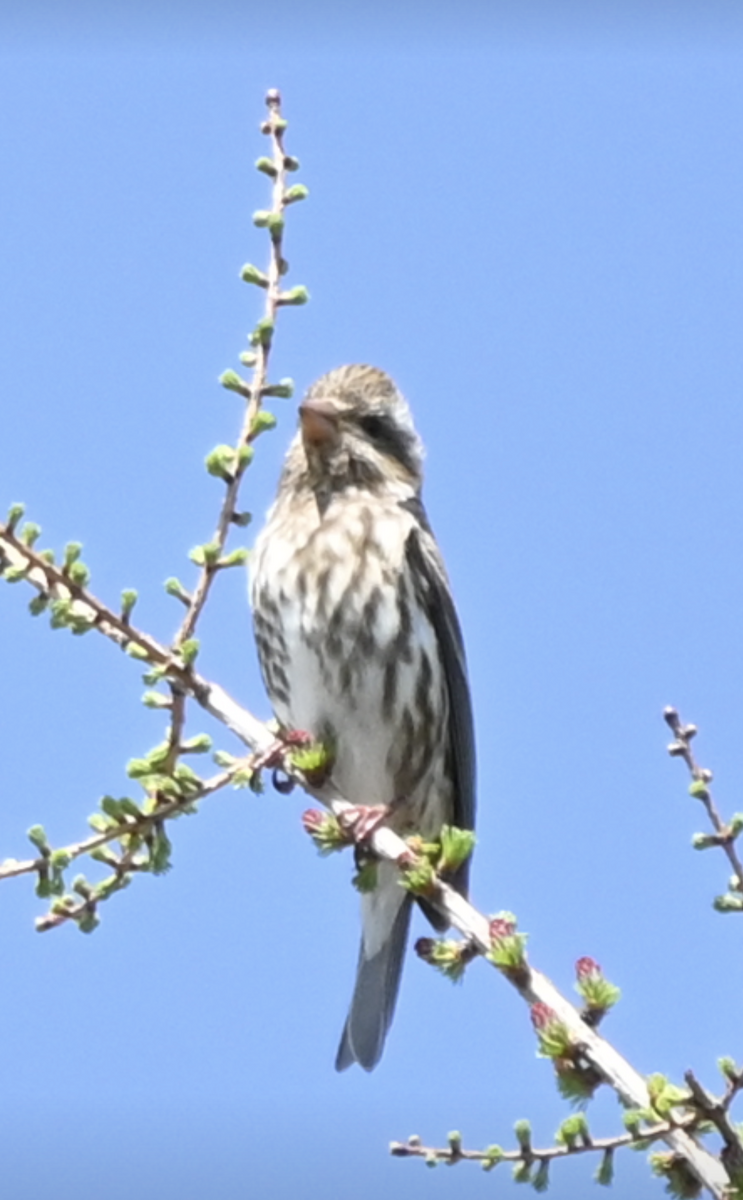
[2,5,743,1199]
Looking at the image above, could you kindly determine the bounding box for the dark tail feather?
[335,893,413,1072]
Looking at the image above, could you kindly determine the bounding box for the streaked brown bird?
[250,364,476,1071]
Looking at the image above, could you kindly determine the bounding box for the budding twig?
[664,707,743,907]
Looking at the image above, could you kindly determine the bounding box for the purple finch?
[250,364,476,1070]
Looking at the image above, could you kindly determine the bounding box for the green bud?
[278,285,309,306]
[77,910,100,934]
[438,825,476,874]
[689,779,709,800]
[284,183,309,204]
[236,444,254,471]
[252,410,279,435]
[88,812,112,833]
[692,832,717,850]
[261,379,294,399]
[219,548,249,568]
[4,565,29,583]
[180,638,200,665]
[67,560,90,587]
[142,664,167,685]
[278,257,289,275]
[482,1146,504,1172]
[28,825,50,853]
[189,542,221,567]
[120,589,138,619]
[714,892,743,913]
[72,874,92,897]
[265,212,285,237]
[6,502,25,529]
[49,849,71,870]
[249,317,274,347]
[142,690,171,709]
[556,1113,589,1149]
[240,263,269,287]
[205,444,237,480]
[182,733,212,754]
[126,759,152,781]
[219,370,250,397]
[149,827,173,874]
[39,548,55,564]
[239,350,258,367]
[164,577,191,603]
[231,511,252,528]
[19,521,41,547]
[125,642,150,661]
[213,749,237,767]
[514,1120,532,1154]
[252,209,271,226]
[63,542,82,567]
[532,1160,549,1194]
[283,154,300,171]
[595,1149,614,1187]
[718,1056,739,1082]
[49,597,72,628]
[729,813,743,836]
[255,156,277,177]
[28,594,49,616]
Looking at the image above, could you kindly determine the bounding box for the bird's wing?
[404,508,476,893]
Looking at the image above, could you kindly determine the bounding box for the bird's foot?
[253,728,314,771]
[337,804,391,843]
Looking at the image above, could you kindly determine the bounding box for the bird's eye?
[358,414,388,440]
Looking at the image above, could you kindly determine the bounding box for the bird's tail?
[335,865,413,1072]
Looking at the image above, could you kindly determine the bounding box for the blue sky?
[2,6,743,1199]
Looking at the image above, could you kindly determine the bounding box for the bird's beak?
[299,397,340,447]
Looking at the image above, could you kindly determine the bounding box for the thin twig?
[174,88,291,647]
[391,1113,700,1167]
[664,707,743,891]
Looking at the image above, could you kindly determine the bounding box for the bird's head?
[283,364,424,499]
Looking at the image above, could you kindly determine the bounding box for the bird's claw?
[337,804,391,843]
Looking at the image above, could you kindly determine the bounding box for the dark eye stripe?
[358,414,389,440]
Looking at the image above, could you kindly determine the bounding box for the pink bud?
[301,809,325,834]
[489,916,516,942]
[530,1002,558,1031]
[576,956,601,980]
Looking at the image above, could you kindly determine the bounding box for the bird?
[250,363,476,1071]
